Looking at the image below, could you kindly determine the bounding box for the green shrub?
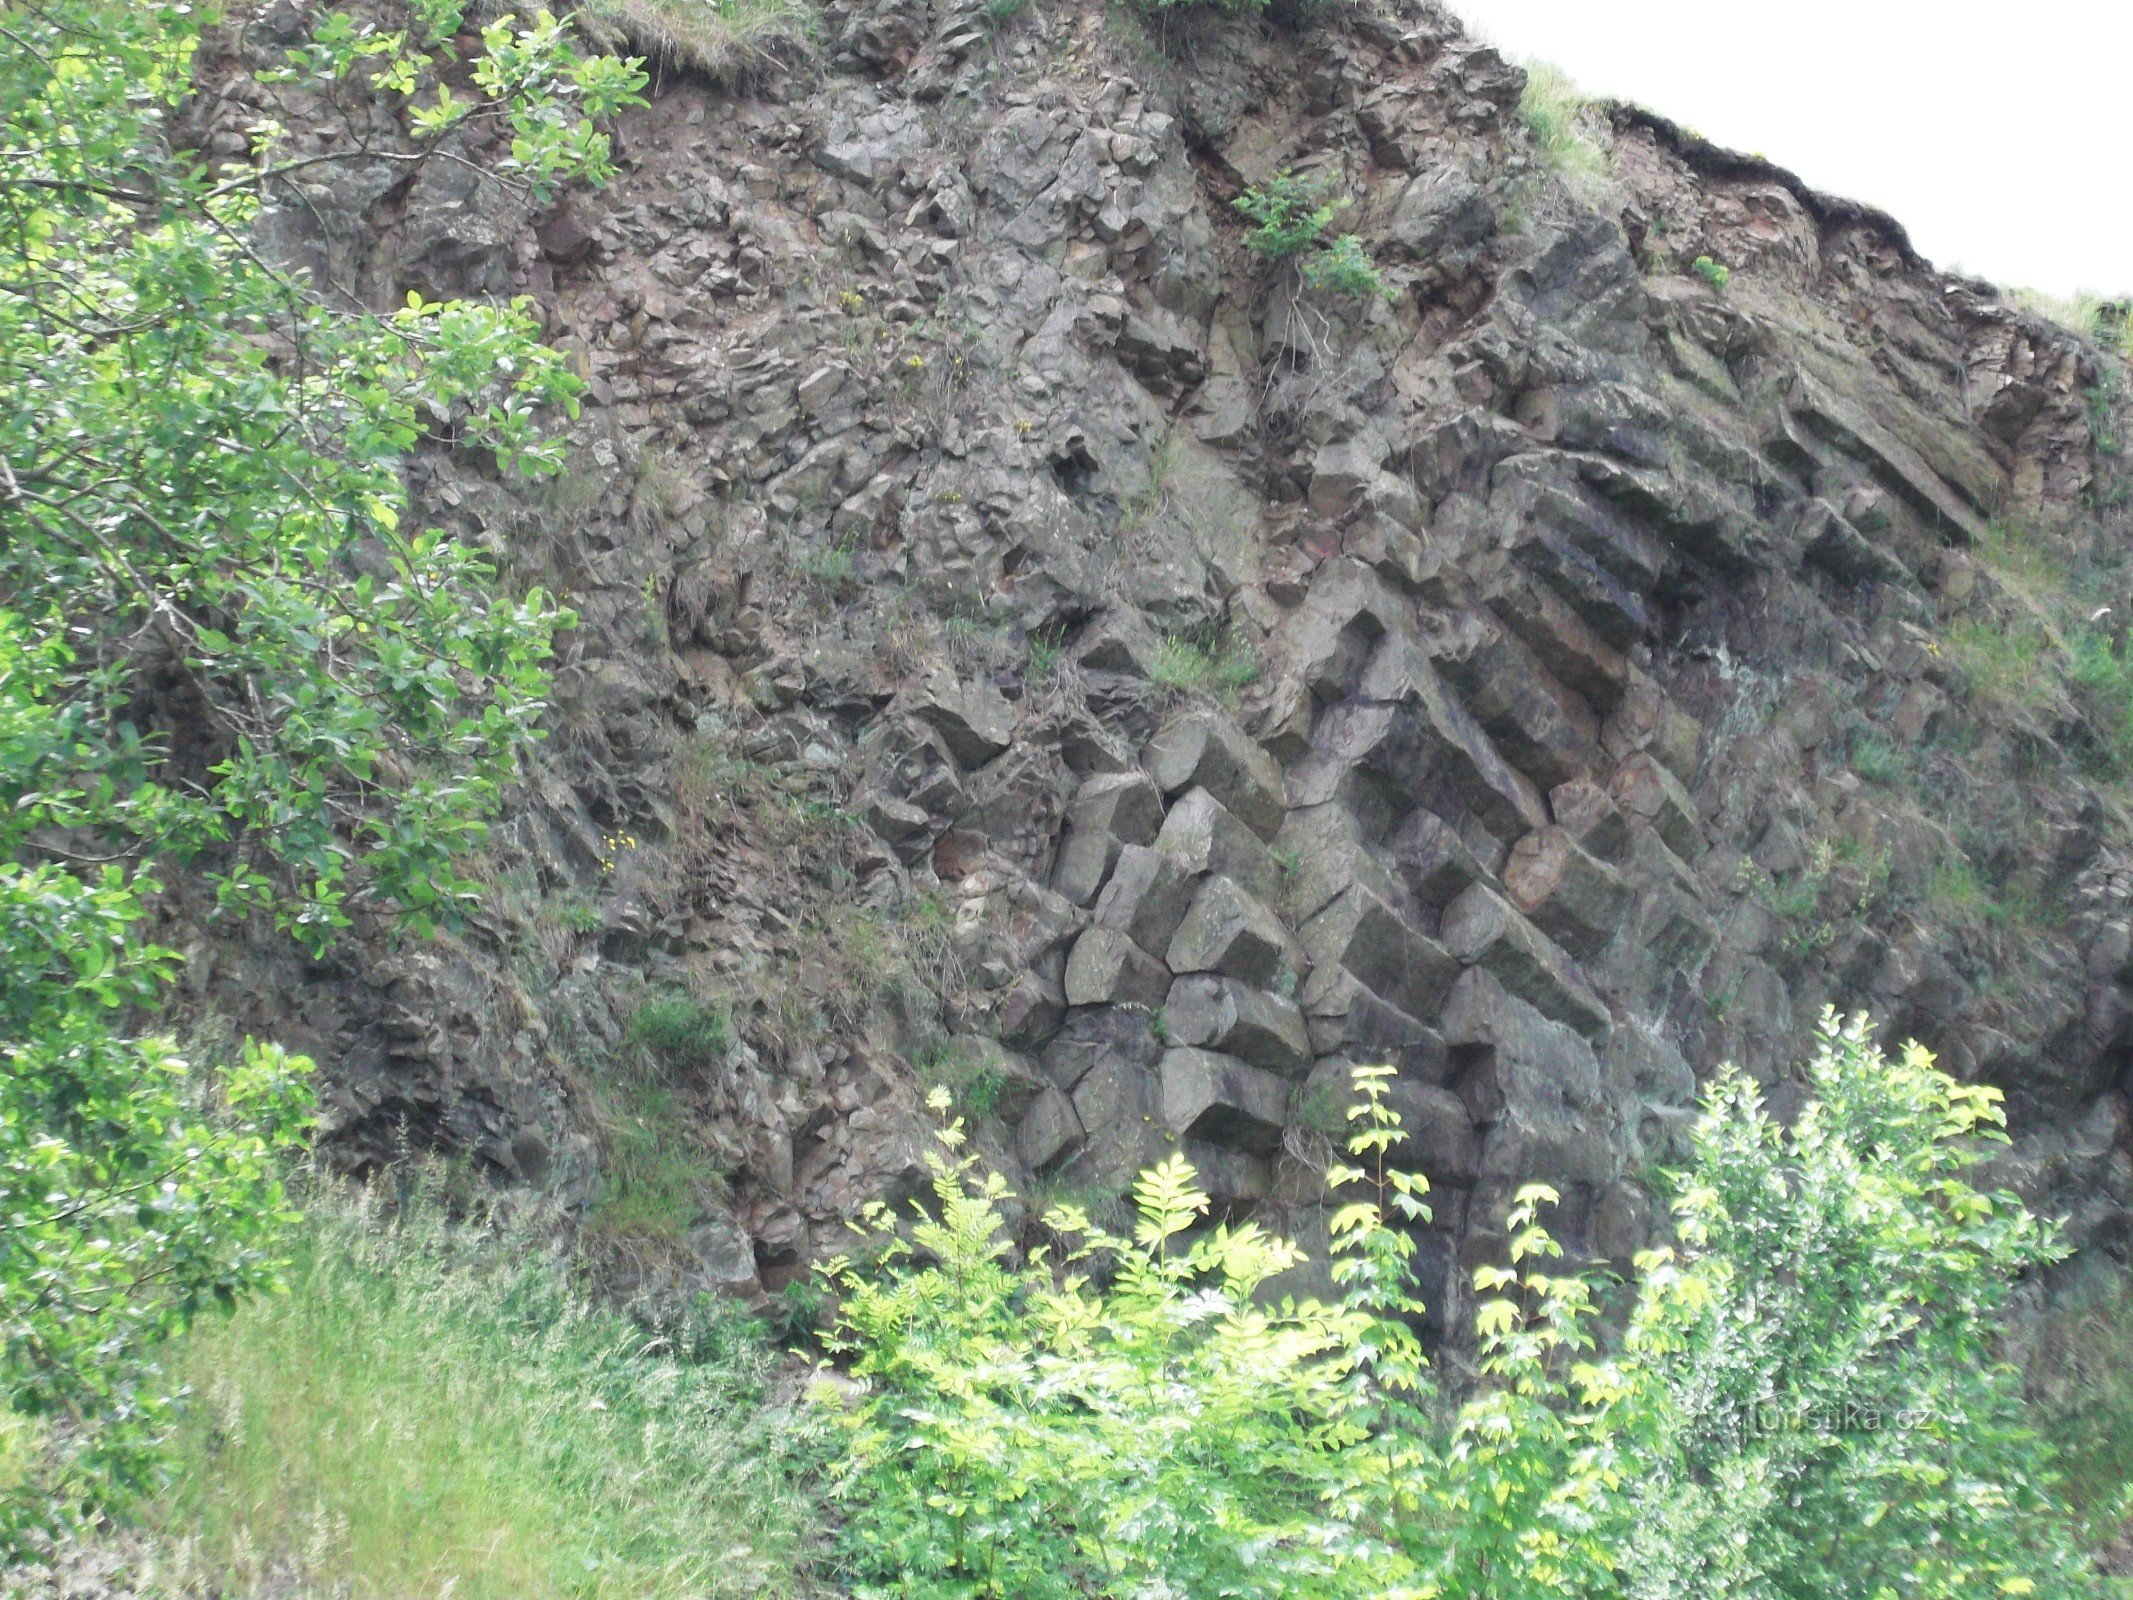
[822,1020,2092,1599]
[1692,254,1732,289]
[629,989,733,1067]
[158,1182,821,1600]
[1234,173,1389,299]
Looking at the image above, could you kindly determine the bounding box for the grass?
[1518,61,1611,194]
[2010,285,2133,360]
[629,989,732,1068]
[153,1181,821,1600]
[586,1068,723,1247]
[1849,731,1908,787]
[1941,615,2062,715]
[579,0,814,80]
[1151,632,1259,695]
[913,1037,1010,1120]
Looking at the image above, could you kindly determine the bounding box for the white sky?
[1446,0,2132,298]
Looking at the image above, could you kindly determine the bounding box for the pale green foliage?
[820,1093,1375,1600]
[825,1020,2095,1598]
[159,1179,821,1600]
[1692,254,1732,289]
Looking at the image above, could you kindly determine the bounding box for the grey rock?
[1155,787,1282,904]
[1503,826,1632,959]
[1299,883,1460,1022]
[1385,807,1496,908]
[1162,974,1311,1075]
[913,668,1016,769]
[1274,803,1406,924]
[1016,1086,1085,1173]
[1609,752,1704,861]
[1548,779,1632,863]
[1067,1058,1174,1193]
[1064,927,1171,1009]
[1302,970,1450,1082]
[1146,709,1285,840]
[1053,771,1166,905]
[1167,875,1301,989]
[1092,844,1199,956]
[1441,884,1610,1040]
[1040,1005,1163,1093]
[1160,1047,1290,1154]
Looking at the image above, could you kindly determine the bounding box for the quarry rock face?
[190,0,2133,1318]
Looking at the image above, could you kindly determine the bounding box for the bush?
[822,1020,2093,1599]
[1234,173,1389,300]
[1692,254,1732,289]
[157,1180,822,1600]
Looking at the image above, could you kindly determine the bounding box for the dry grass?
[579,0,814,81]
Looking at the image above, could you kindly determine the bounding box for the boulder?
[1162,975,1311,1075]
[1503,826,1632,959]
[1302,969,1450,1082]
[1167,875,1300,989]
[1156,787,1282,904]
[1160,1048,1290,1154]
[1385,806,1496,908]
[1361,636,1549,839]
[1053,771,1166,905]
[1016,1086,1085,1173]
[1068,1058,1174,1193]
[1092,844,1198,956]
[1064,927,1171,1009]
[1441,885,1610,1039]
[1146,709,1285,840]
[1274,803,1406,924]
[911,668,1016,769]
[1299,884,1460,1022]
[1548,779,1632,863]
[1040,1004,1162,1093]
[1609,752,1703,860]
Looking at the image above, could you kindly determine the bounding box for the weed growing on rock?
[1849,729,1908,786]
[579,0,815,79]
[1152,631,1260,695]
[1692,254,1732,289]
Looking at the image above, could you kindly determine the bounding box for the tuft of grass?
[1941,615,2061,715]
[1849,731,1907,787]
[155,1183,821,1600]
[1691,254,1731,290]
[1519,61,1611,192]
[1151,633,1260,695]
[587,1068,723,1247]
[579,0,814,81]
[2010,286,2133,359]
[629,989,733,1069]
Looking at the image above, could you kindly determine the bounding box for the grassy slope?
[153,1182,821,1600]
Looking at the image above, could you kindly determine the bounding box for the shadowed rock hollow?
[185,0,2133,1325]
